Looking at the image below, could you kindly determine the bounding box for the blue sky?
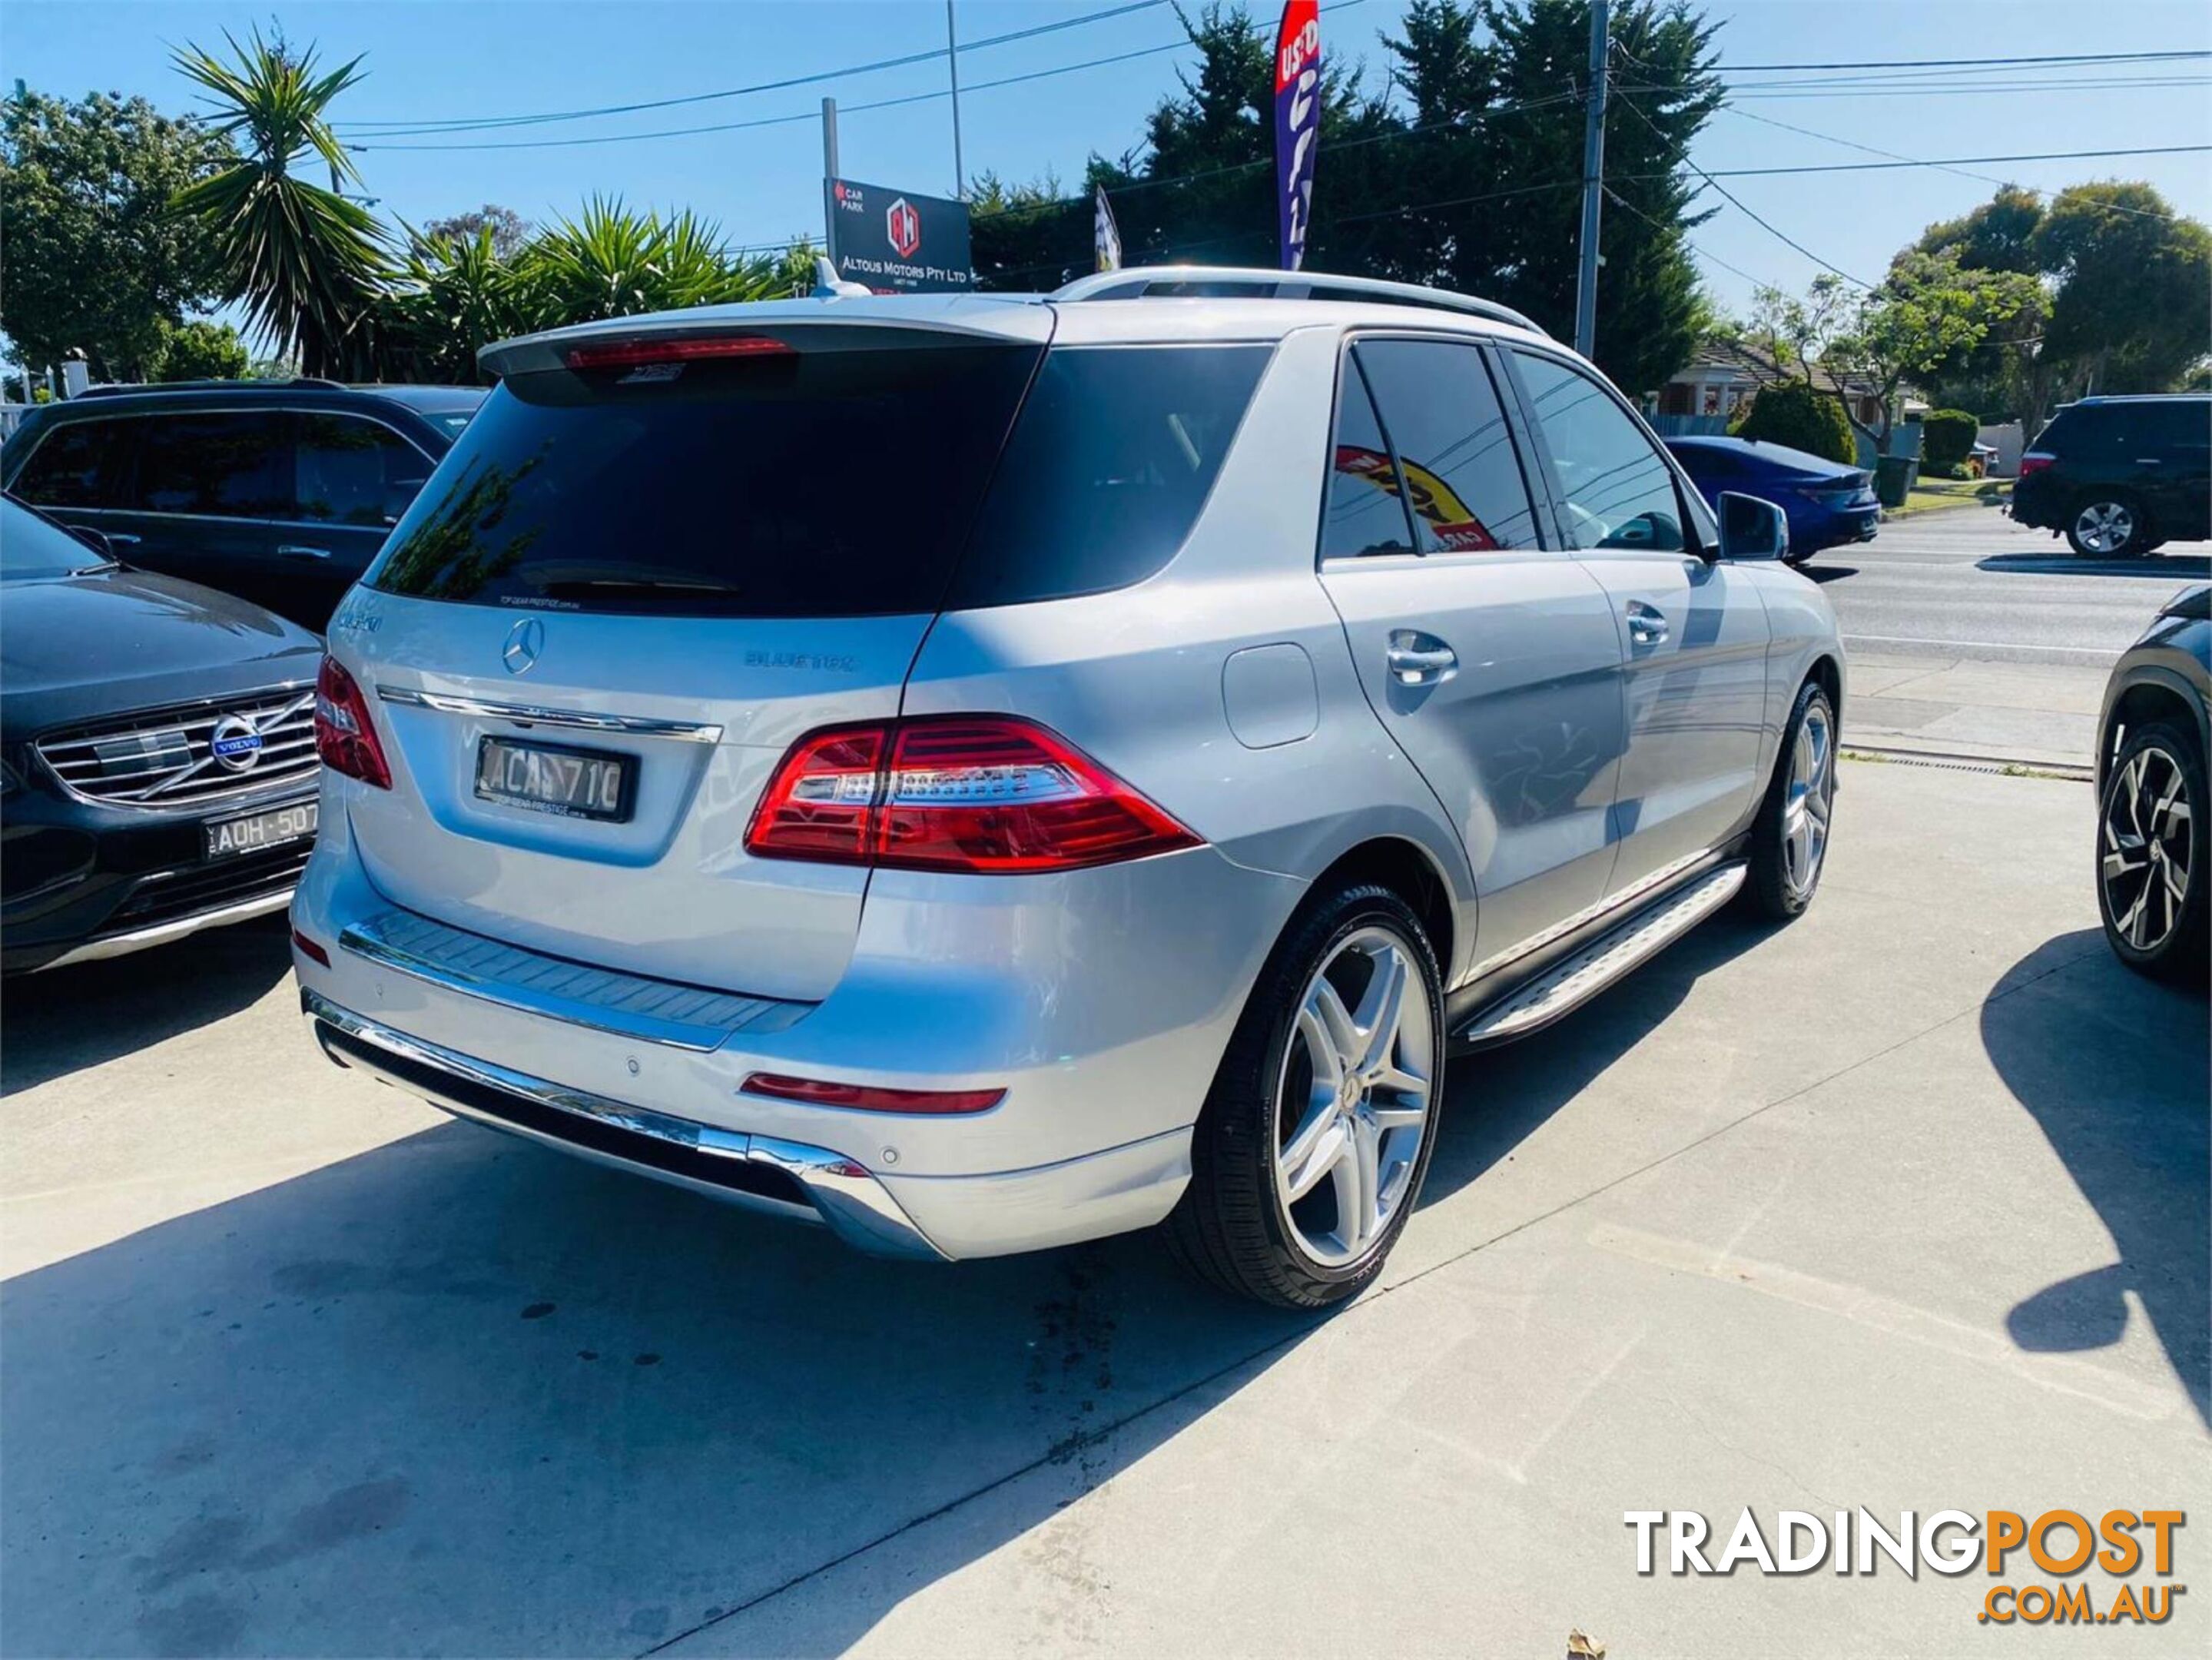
[7,0,2210,324]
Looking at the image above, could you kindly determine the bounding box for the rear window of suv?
[369,338,1270,617]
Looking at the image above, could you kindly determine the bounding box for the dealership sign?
[824,178,974,294]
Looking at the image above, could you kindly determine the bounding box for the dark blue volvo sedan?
[1664,436,1879,566]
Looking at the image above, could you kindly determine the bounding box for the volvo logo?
[209,713,265,773]
[502,618,545,676]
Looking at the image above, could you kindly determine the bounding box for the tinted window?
[1514,352,1686,553]
[297,414,433,526]
[2135,400,2211,448]
[1356,339,1541,552]
[1320,355,1417,559]
[1673,443,1739,477]
[373,343,1040,617]
[949,345,1270,606]
[129,411,291,520]
[13,419,128,508]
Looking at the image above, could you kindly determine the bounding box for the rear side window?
[372,343,1041,616]
[1320,354,1418,559]
[948,345,1271,606]
[13,419,128,508]
[296,413,433,527]
[1355,338,1541,552]
[2136,400,2211,448]
[130,411,291,520]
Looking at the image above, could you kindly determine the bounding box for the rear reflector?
[745,715,1201,874]
[290,928,330,968]
[564,335,794,371]
[742,1071,1005,1116]
[313,656,391,789]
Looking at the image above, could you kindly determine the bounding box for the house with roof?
[1643,337,1924,468]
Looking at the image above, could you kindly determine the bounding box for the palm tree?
[521,198,786,329]
[171,28,389,377]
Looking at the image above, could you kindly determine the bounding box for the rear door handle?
[276,544,332,560]
[1627,600,1670,647]
[1385,631,1458,686]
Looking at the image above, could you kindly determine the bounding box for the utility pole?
[1573,0,1610,360]
[945,1,966,200]
[821,98,841,267]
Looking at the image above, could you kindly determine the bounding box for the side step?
[1455,863,1746,1047]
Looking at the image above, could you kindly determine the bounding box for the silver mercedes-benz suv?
[294,266,1842,1308]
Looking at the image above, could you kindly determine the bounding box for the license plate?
[205,800,318,859]
[475,737,634,822]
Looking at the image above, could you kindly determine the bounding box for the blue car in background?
[1663,436,1879,566]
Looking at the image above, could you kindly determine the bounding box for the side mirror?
[1717,491,1789,562]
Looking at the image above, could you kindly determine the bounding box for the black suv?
[0,380,483,631]
[2011,393,2211,558]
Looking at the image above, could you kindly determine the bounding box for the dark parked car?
[2095,584,2209,981]
[0,379,484,631]
[1663,436,1877,565]
[2,496,324,973]
[2013,393,2211,558]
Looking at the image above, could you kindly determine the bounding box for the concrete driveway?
[3,759,2205,1657]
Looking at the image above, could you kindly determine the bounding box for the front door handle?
[1627,600,1670,647]
[1386,631,1459,687]
[276,544,333,560]
[103,532,142,546]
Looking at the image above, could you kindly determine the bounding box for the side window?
[129,412,291,520]
[296,414,433,527]
[1355,338,1542,552]
[13,420,128,508]
[1514,351,1687,553]
[1320,354,1417,559]
[2140,400,2210,451]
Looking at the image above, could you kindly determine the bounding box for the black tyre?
[1166,880,1444,1309]
[1742,679,1837,921]
[2066,493,2152,557]
[2098,721,2209,985]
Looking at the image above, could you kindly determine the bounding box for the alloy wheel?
[1273,927,1434,1268]
[2073,500,2136,555]
[2101,745,2194,952]
[1783,702,1836,898]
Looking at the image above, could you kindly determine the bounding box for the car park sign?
[824,177,974,294]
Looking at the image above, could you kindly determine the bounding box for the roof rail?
[1048,266,1547,337]
[75,377,346,398]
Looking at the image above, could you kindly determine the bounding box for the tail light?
[2018,452,2055,480]
[313,656,391,788]
[565,335,793,372]
[742,1071,1004,1115]
[745,715,1199,874]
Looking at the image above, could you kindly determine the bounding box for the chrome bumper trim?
[374,686,723,743]
[337,906,809,1051]
[300,991,943,1261]
[37,887,296,971]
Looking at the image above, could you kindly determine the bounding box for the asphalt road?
[5,761,2205,1658]
[1812,503,2210,667]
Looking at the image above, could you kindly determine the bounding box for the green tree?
[2032,181,2212,396]
[421,203,530,261]
[1821,253,2041,455]
[518,198,784,328]
[171,27,392,378]
[151,317,250,380]
[0,89,234,380]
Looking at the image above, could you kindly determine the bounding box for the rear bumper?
[291,791,1306,1257]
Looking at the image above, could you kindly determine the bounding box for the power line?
[1613,88,1870,287]
[1706,48,2209,72]
[339,0,1171,134]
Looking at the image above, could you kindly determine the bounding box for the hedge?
[1726,380,1856,466]
[1919,408,1979,473]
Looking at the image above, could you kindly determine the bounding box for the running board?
[1455,863,1746,1047]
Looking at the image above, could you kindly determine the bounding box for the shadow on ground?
[0,907,1773,1658]
[1982,930,2210,1427]
[1978,552,2212,580]
[2,917,295,1095]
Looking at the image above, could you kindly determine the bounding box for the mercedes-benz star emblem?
[502,618,545,676]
